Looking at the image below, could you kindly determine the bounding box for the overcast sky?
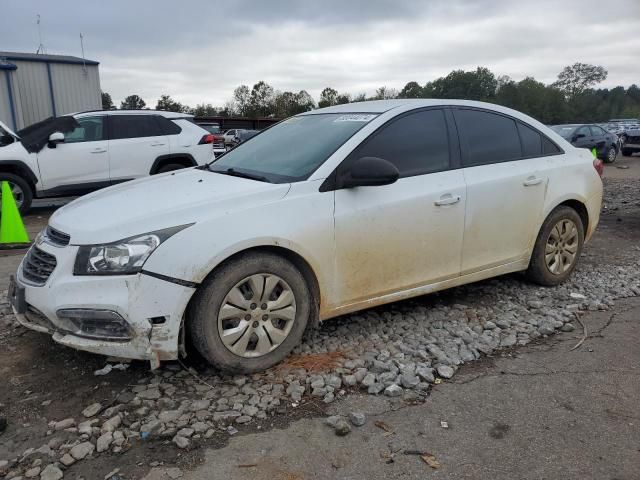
[2,0,639,107]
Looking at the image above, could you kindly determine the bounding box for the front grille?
[22,247,57,286]
[44,226,70,247]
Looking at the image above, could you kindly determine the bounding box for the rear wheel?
[0,173,33,215]
[526,206,584,286]
[156,163,187,174]
[188,252,311,373]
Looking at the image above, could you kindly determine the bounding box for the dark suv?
[550,124,619,163]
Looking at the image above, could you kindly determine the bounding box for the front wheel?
[0,173,33,215]
[188,252,311,373]
[526,206,584,286]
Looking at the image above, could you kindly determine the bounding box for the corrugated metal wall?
[0,60,101,130]
[0,70,25,131]
[12,60,53,127]
[50,63,101,115]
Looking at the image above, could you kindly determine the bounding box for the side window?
[110,115,164,140]
[455,109,521,166]
[576,126,591,138]
[351,109,450,177]
[64,117,105,143]
[589,126,605,136]
[155,116,181,135]
[517,122,542,157]
[542,137,562,154]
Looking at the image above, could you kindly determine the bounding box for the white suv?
[0,110,215,213]
[10,100,603,373]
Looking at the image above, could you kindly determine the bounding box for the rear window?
[517,122,542,157]
[157,116,182,135]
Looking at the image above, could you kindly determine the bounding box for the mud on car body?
[10,99,603,373]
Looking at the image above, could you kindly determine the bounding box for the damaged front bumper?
[10,241,196,365]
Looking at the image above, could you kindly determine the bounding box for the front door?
[36,115,110,193]
[333,109,466,307]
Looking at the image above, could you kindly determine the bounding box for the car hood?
[49,168,290,245]
[0,120,18,139]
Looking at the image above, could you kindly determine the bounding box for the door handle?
[150,142,166,147]
[523,176,542,187]
[434,194,461,206]
[91,148,107,154]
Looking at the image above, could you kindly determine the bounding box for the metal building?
[0,51,101,131]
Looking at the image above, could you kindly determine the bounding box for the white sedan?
[10,99,603,372]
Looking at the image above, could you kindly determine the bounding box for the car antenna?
[36,14,46,54]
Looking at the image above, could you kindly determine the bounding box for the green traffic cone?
[591,148,597,158]
[0,180,30,245]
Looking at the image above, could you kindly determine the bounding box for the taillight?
[593,158,604,177]
[198,134,214,144]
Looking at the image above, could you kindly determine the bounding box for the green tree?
[191,103,217,117]
[373,86,398,100]
[424,67,497,101]
[101,91,113,110]
[156,94,188,112]
[249,81,275,117]
[398,81,423,98]
[552,63,608,99]
[120,94,146,110]
[233,85,251,116]
[318,87,339,108]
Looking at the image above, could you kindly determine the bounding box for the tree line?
[102,63,640,124]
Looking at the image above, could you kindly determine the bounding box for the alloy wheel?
[607,147,617,162]
[545,219,579,275]
[217,273,296,358]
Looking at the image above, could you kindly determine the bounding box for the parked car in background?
[222,129,243,146]
[227,129,260,149]
[196,122,226,156]
[550,124,618,163]
[11,99,602,373]
[0,110,214,213]
[619,127,640,157]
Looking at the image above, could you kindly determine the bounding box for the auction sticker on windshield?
[334,114,377,122]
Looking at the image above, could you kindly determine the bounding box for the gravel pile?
[1,180,639,478]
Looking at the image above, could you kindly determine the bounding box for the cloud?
[2,0,639,107]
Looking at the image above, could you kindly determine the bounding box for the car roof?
[300,99,549,118]
[71,110,193,119]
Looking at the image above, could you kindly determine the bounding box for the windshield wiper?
[210,167,269,183]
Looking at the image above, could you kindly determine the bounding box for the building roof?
[0,51,99,66]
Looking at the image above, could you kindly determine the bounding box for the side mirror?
[341,157,399,188]
[48,131,65,148]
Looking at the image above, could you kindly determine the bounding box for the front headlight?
[73,225,191,275]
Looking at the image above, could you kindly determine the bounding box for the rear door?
[107,114,169,182]
[333,108,466,305]
[452,108,551,273]
[36,115,110,192]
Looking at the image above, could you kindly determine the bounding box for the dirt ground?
[0,154,638,479]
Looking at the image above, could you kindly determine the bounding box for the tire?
[156,163,186,174]
[526,206,584,286]
[0,173,33,215]
[621,148,633,157]
[188,252,311,373]
[604,145,617,163]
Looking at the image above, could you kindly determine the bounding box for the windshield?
[550,125,578,139]
[209,113,377,183]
